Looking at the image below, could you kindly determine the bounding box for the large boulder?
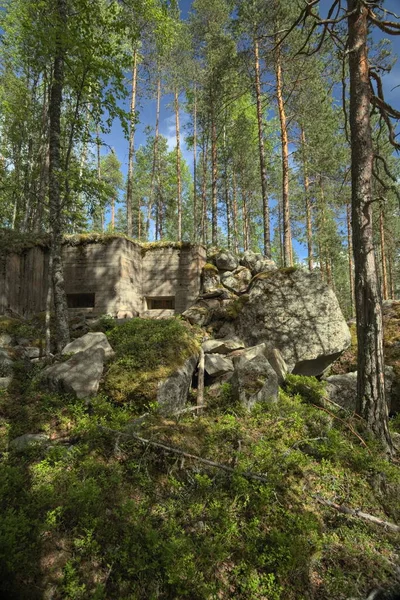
[202,264,221,293]
[231,352,279,409]
[215,250,238,272]
[0,348,13,376]
[227,269,351,376]
[240,250,276,275]
[157,355,198,415]
[325,367,396,412]
[9,433,49,452]
[221,266,252,294]
[202,338,245,355]
[204,353,234,377]
[62,332,114,360]
[41,347,106,399]
[0,376,11,390]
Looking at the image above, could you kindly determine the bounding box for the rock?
[41,347,105,399]
[202,264,221,293]
[0,376,11,390]
[182,305,210,327]
[253,257,277,274]
[62,332,114,360]
[221,267,252,294]
[0,334,12,346]
[231,353,279,409]
[157,355,198,415]
[202,338,245,355]
[204,353,234,377]
[0,348,13,376]
[23,346,41,359]
[265,348,288,383]
[228,269,350,376]
[215,250,238,272]
[9,433,49,452]
[325,367,395,411]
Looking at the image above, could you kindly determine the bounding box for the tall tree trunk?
[388,253,395,300]
[242,191,249,251]
[274,40,292,266]
[175,88,182,241]
[201,142,208,245]
[254,37,270,258]
[347,202,355,317]
[223,121,230,249]
[348,0,391,451]
[379,205,388,301]
[193,86,198,242]
[211,99,218,246]
[232,169,239,254]
[149,76,161,239]
[96,126,103,231]
[48,0,69,352]
[126,48,138,237]
[301,127,313,270]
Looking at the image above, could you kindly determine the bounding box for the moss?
[278,266,298,275]
[203,262,219,274]
[103,317,201,407]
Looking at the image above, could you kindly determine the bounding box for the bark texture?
[348,0,391,451]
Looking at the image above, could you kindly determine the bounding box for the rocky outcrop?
[325,367,396,412]
[240,250,276,275]
[204,353,234,377]
[221,267,252,294]
[215,250,238,272]
[62,332,115,360]
[41,347,106,399]
[157,355,199,415]
[231,352,279,409]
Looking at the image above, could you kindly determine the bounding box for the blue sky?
[102,0,400,243]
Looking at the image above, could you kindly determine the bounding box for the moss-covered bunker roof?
[0,229,205,256]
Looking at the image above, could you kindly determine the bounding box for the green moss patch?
[102,318,201,407]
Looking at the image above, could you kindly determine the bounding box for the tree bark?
[232,169,239,254]
[301,128,313,271]
[48,0,70,352]
[201,141,208,245]
[193,86,198,242]
[254,37,270,258]
[149,76,161,240]
[126,49,138,238]
[347,202,355,317]
[211,99,218,246]
[348,0,391,451]
[379,205,388,301]
[274,40,292,266]
[174,88,182,241]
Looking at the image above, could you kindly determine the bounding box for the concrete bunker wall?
[0,238,206,318]
[142,245,206,317]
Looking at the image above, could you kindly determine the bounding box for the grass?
[0,316,399,599]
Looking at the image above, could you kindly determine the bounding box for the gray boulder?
[0,348,13,376]
[202,264,221,293]
[202,338,245,355]
[62,332,114,360]
[0,334,12,346]
[42,347,106,399]
[204,353,234,377]
[325,367,396,412]
[157,355,198,415]
[230,269,350,376]
[23,346,41,359]
[0,376,11,390]
[231,353,279,409]
[182,305,211,327]
[221,266,252,294]
[215,250,238,272]
[240,251,276,275]
[10,433,49,452]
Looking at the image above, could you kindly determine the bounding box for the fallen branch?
[311,403,371,453]
[314,495,400,533]
[99,425,269,484]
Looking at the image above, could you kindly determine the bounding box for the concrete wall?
[142,245,206,315]
[0,239,206,318]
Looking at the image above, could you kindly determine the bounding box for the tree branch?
[314,495,400,533]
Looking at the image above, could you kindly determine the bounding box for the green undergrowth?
[0,345,399,600]
[101,318,201,408]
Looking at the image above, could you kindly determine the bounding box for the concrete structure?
[0,235,206,318]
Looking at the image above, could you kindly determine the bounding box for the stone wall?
[0,238,205,318]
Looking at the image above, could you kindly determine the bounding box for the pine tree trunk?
[232,169,239,254]
[193,86,198,242]
[175,88,182,241]
[301,128,313,270]
[126,49,138,238]
[348,0,391,451]
[254,37,270,258]
[211,100,218,246]
[242,192,249,251]
[274,41,292,267]
[48,0,69,352]
[223,121,230,249]
[149,76,161,239]
[388,254,395,300]
[347,202,355,317]
[379,205,388,301]
[96,126,103,231]
[201,142,208,245]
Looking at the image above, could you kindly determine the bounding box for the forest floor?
[0,313,399,600]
